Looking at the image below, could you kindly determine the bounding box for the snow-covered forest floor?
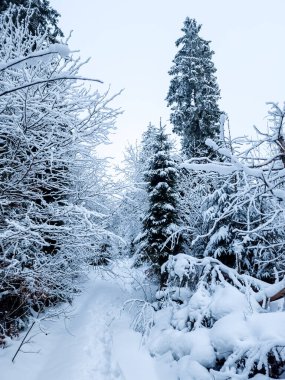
[2,259,285,380]
[0,261,174,380]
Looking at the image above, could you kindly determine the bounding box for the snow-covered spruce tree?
[139,122,159,168]
[0,6,120,340]
[0,0,63,43]
[135,124,182,285]
[166,17,221,158]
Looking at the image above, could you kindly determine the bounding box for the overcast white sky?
[50,0,285,160]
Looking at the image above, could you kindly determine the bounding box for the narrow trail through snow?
[1,271,168,380]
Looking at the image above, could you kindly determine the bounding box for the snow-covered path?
[1,270,172,380]
[36,279,127,380]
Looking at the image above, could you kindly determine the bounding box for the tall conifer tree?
[166,17,221,158]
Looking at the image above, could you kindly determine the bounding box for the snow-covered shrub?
[148,254,285,378]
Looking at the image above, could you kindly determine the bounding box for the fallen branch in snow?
[163,253,266,293]
[255,277,285,304]
[162,254,285,309]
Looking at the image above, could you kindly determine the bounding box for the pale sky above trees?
[50,0,285,160]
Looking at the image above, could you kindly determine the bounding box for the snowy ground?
[2,261,285,380]
[1,265,173,380]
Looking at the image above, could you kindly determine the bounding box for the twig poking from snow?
[12,320,36,363]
